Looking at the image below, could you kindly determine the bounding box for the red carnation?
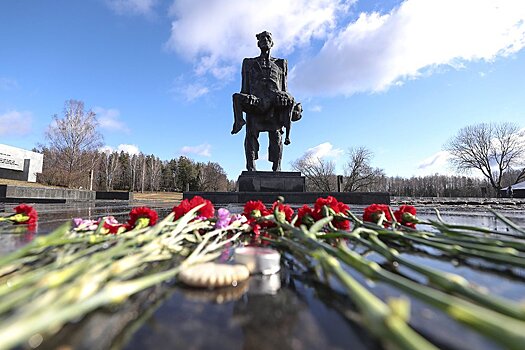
[272,201,294,222]
[242,201,276,237]
[103,221,127,234]
[312,196,350,230]
[172,196,215,220]
[243,200,270,219]
[190,196,215,218]
[295,204,315,227]
[394,205,418,229]
[312,196,334,211]
[128,207,158,228]
[333,216,350,230]
[13,204,38,225]
[173,199,191,220]
[313,196,349,218]
[363,204,392,227]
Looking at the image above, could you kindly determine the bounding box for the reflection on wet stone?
[247,273,281,295]
[181,282,249,304]
[122,271,374,350]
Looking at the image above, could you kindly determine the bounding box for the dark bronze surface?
[231,31,302,172]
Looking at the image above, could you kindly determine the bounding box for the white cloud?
[99,144,140,155]
[293,0,525,96]
[0,111,32,136]
[93,107,130,133]
[304,142,344,159]
[309,105,323,112]
[180,143,212,157]
[415,150,456,176]
[105,0,158,16]
[178,83,210,101]
[165,0,351,79]
[99,145,114,154]
[118,144,140,155]
[0,78,19,90]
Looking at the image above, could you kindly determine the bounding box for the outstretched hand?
[244,94,259,106]
[275,92,293,106]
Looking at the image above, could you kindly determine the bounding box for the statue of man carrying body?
[232,31,302,172]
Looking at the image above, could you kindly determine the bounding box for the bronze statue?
[232,31,302,171]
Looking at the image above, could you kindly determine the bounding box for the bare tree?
[148,155,163,191]
[87,150,100,190]
[37,147,63,186]
[444,122,525,194]
[101,151,119,191]
[515,168,525,184]
[198,162,228,191]
[43,100,103,187]
[385,174,488,197]
[343,146,385,191]
[227,179,237,192]
[291,153,336,191]
[130,154,140,192]
[140,155,146,193]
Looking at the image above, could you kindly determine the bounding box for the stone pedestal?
[237,171,305,192]
[185,171,390,205]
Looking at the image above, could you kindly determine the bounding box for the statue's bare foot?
[284,138,291,145]
[231,120,246,134]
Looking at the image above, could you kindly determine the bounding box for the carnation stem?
[278,236,437,350]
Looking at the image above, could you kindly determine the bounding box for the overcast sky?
[1,0,525,179]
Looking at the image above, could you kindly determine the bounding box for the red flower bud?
[12,204,38,225]
[243,200,270,219]
[363,204,392,227]
[394,205,418,229]
[172,196,215,220]
[128,207,158,229]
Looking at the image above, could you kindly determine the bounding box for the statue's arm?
[241,58,250,94]
[281,59,288,92]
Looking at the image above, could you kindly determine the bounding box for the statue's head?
[291,103,303,122]
[256,31,273,50]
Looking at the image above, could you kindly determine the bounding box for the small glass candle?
[233,247,281,275]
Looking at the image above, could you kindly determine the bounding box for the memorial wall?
[0,144,43,182]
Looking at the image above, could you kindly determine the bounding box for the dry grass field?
[132,191,183,202]
[0,179,61,188]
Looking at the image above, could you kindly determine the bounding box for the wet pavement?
[1,201,525,350]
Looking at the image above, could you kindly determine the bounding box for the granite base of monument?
[185,171,389,205]
[238,171,305,192]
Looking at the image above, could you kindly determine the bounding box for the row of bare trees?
[37,100,229,192]
[291,122,524,197]
[444,122,525,194]
[37,100,524,197]
[381,175,490,198]
[95,151,164,192]
[291,151,496,197]
[291,146,385,192]
[39,148,230,193]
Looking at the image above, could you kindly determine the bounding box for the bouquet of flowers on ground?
[72,206,159,234]
[0,204,38,231]
[1,195,525,350]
